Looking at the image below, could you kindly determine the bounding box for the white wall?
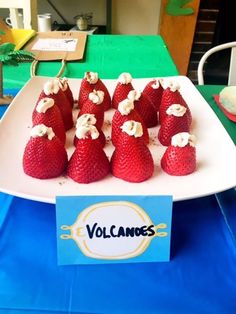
[112,0,162,34]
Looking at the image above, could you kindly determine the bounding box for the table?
[3,35,178,88]
[0,35,236,314]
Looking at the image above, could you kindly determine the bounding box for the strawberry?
[159,80,192,125]
[111,121,154,182]
[142,79,163,111]
[158,104,190,146]
[111,98,149,146]
[58,77,74,108]
[112,73,134,109]
[23,124,68,179]
[128,90,158,128]
[78,72,111,110]
[38,79,73,131]
[32,97,66,145]
[74,114,106,148]
[161,132,196,176]
[67,126,110,183]
[78,90,105,129]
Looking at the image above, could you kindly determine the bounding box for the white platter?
[0,76,236,203]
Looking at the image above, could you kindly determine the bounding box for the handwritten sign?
[56,195,173,265]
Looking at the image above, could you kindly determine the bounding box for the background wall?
[0,0,161,33]
[112,0,161,34]
[0,0,107,26]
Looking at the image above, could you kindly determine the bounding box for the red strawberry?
[111,99,149,146]
[32,97,66,145]
[112,73,134,109]
[67,126,110,183]
[78,72,111,110]
[159,80,192,125]
[23,124,68,179]
[38,79,73,131]
[58,78,74,108]
[128,90,158,128]
[78,90,105,129]
[161,132,196,176]
[111,121,154,182]
[74,129,106,148]
[142,79,163,111]
[158,104,190,146]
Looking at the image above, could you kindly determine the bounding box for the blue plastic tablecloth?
[0,191,236,314]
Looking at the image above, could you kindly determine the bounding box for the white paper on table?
[31,38,78,52]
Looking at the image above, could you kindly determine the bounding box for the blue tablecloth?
[0,191,236,314]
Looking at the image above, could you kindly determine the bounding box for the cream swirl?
[118,99,134,115]
[30,124,55,140]
[36,98,54,113]
[128,89,141,101]
[166,104,186,117]
[89,90,104,105]
[118,72,132,84]
[171,132,196,147]
[43,79,60,95]
[161,79,180,92]
[151,79,161,89]
[85,72,99,84]
[76,114,97,128]
[75,125,99,140]
[121,120,143,138]
[58,77,68,91]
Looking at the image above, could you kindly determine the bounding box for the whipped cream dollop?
[151,79,162,89]
[85,72,99,84]
[75,125,99,140]
[76,114,97,128]
[128,89,141,101]
[121,120,143,138]
[118,99,134,115]
[166,104,187,117]
[118,72,132,84]
[36,98,54,113]
[58,77,68,91]
[30,124,55,140]
[43,79,60,95]
[89,90,104,105]
[171,132,196,147]
[161,79,180,92]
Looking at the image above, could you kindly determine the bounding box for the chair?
[0,0,38,30]
[197,41,236,85]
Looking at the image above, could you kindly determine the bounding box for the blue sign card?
[56,195,173,265]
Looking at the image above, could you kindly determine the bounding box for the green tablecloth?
[196,85,236,145]
[3,35,178,89]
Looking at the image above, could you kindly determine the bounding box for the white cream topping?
[121,120,143,138]
[151,79,161,89]
[75,125,99,140]
[128,89,141,101]
[88,90,104,105]
[161,79,180,92]
[118,99,134,115]
[58,77,68,91]
[118,72,132,84]
[43,79,60,95]
[85,72,99,84]
[30,124,55,140]
[36,98,54,113]
[76,114,97,128]
[166,104,186,117]
[171,132,196,147]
